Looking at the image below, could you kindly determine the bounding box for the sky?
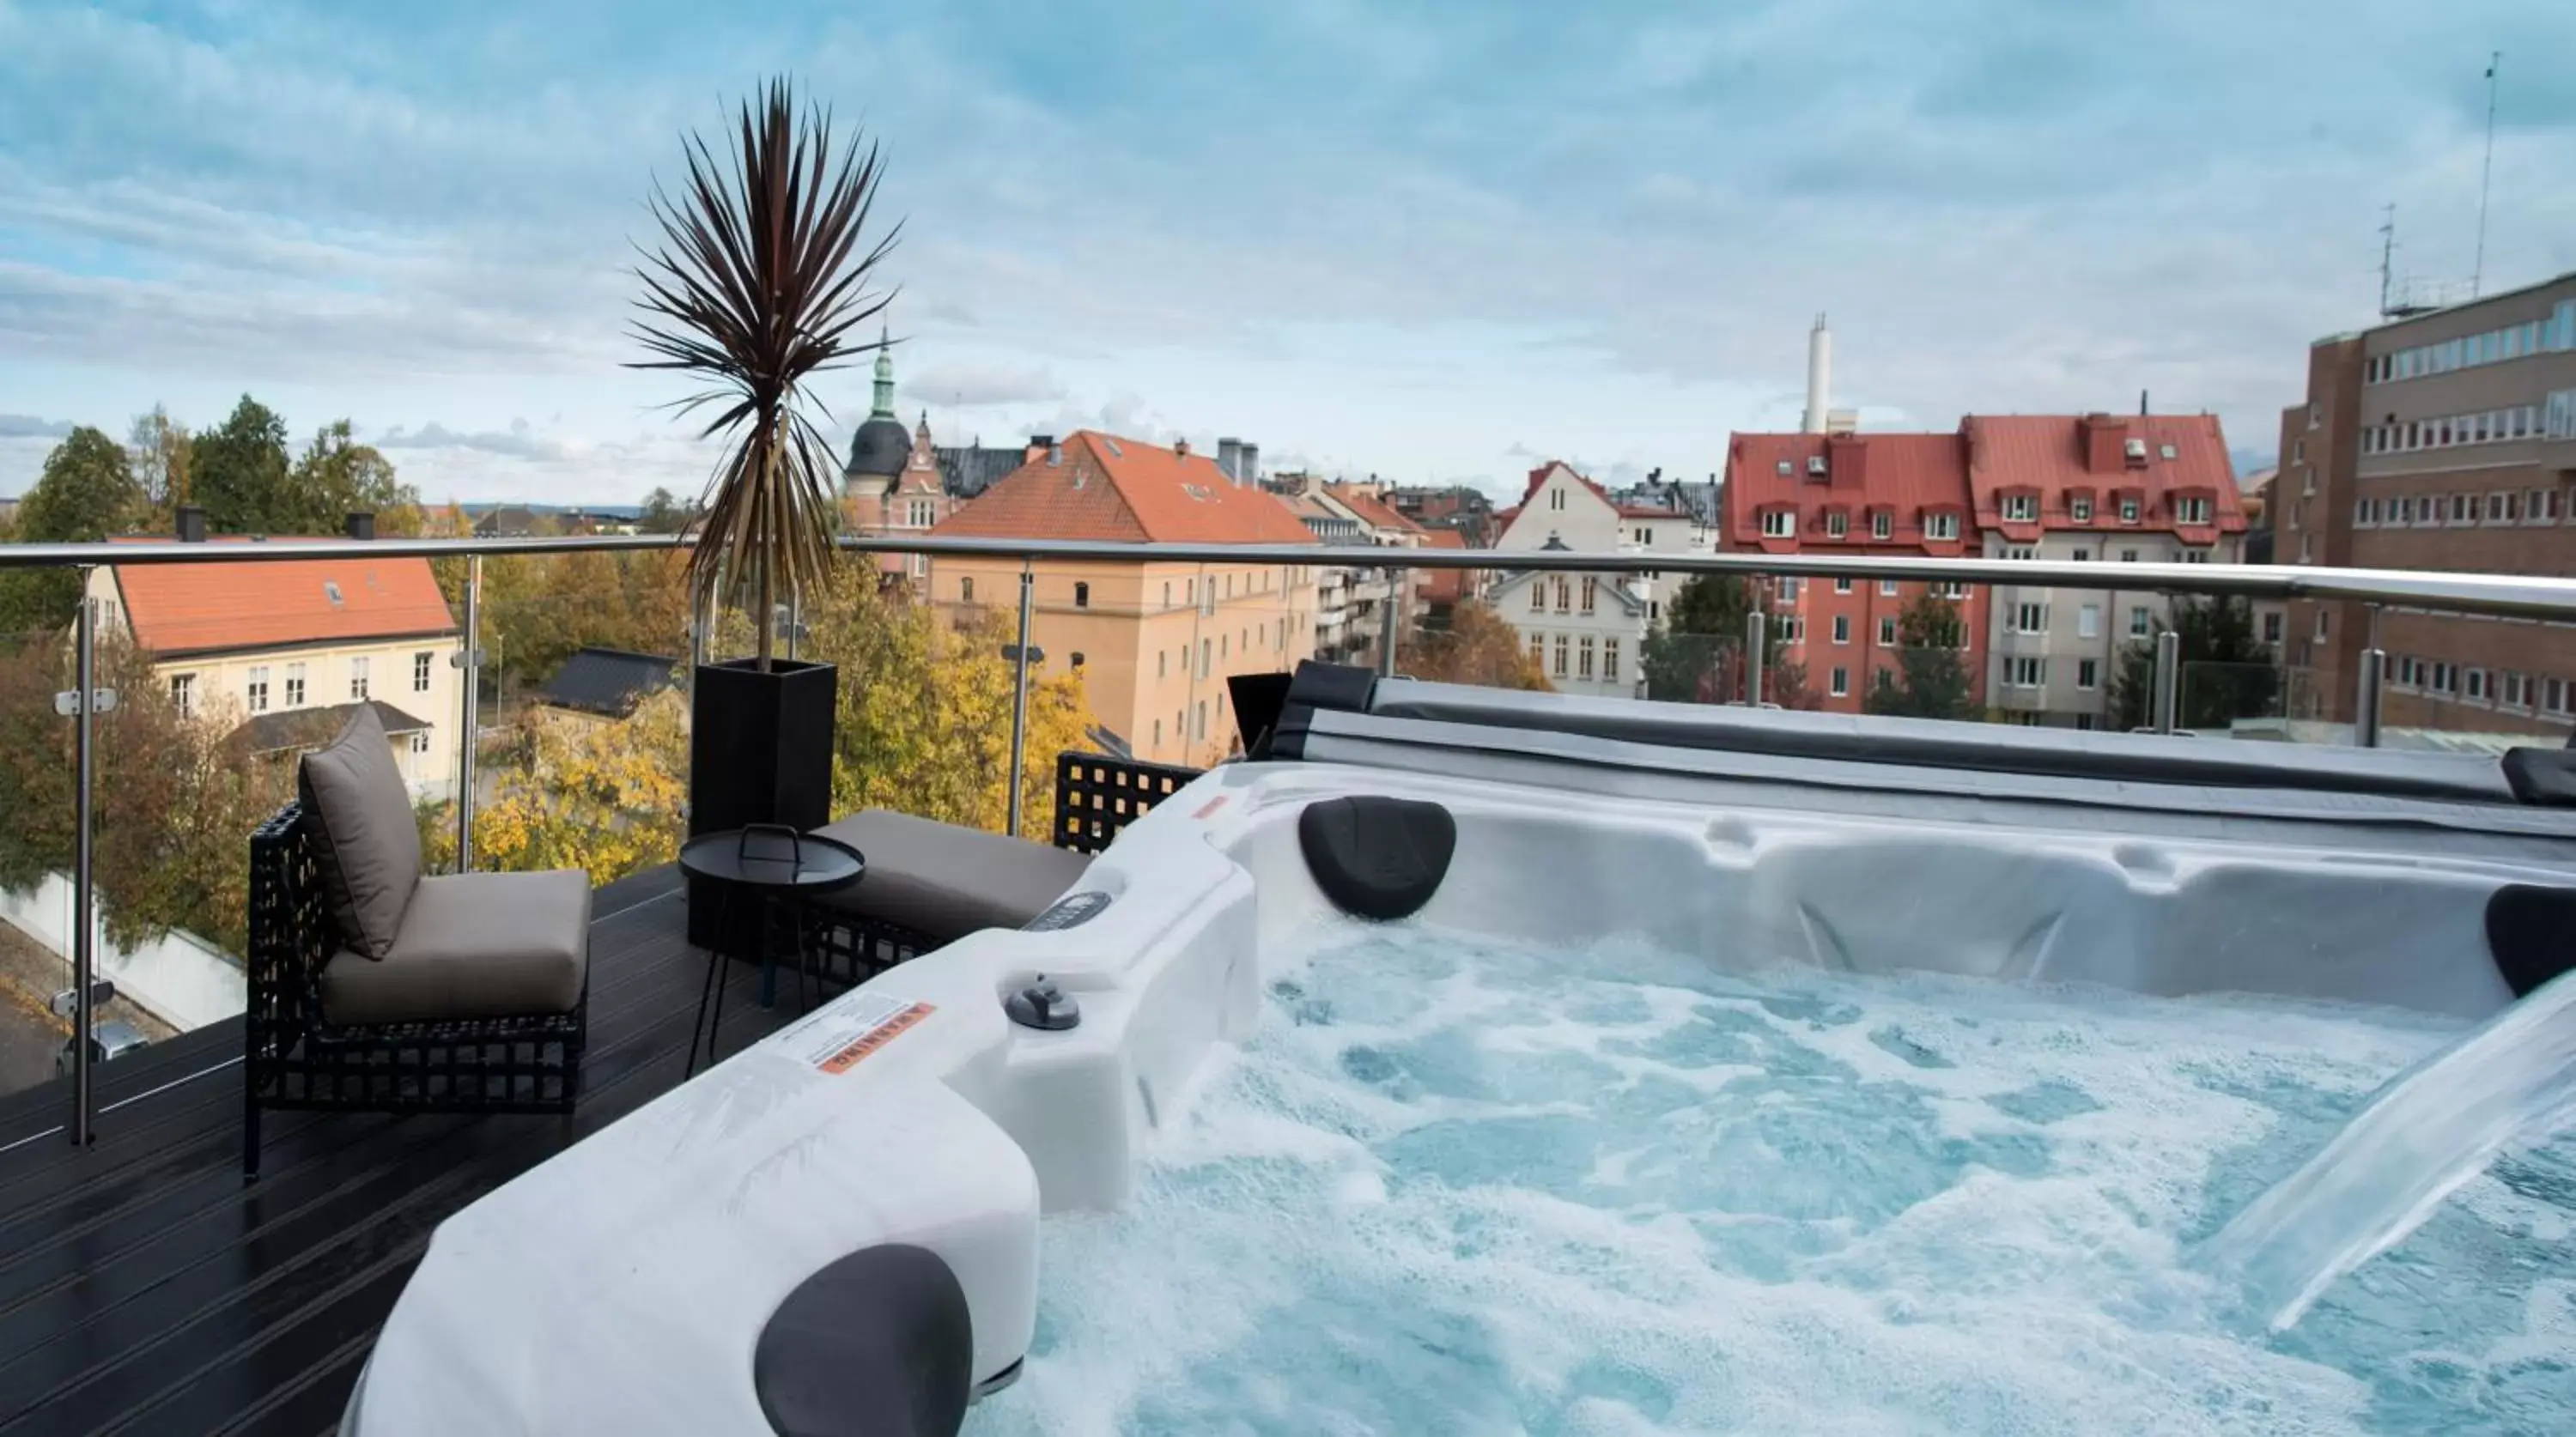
[3,1,2573,508]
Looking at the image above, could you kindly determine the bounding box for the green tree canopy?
[0,427,144,632]
[1863,594,1978,720]
[287,420,417,534]
[2105,596,2280,731]
[191,396,293,534]
[1638,573,1813,707]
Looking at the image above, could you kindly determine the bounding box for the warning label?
[788,992,938,1075]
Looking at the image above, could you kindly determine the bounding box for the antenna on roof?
[2474,52,2500,297]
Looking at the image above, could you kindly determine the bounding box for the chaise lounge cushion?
[297,705,422,961]
[809,809,1091,941]
[319,870,592,1026]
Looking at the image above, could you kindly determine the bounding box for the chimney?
[1802,312,1832,435]
[2080,413,2125,474]
[1240,442,1260,484]
[1027,434,1056,466]
[1217,437,1242,482]
[1173,437,1191,459]
[175,506,207,543]
[345,512,375,541]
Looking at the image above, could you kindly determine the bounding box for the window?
[1775,458,1793,476]
[2004,546,2037,561]
[2002,494,2038,522]
[1528,633,1544,670]
[1634,527,1654,545]
[962,577,975,603]
[2451,494,2474,524]
[1835,578,1854,594]
[2299,534,2312,562]
[1158,651,1168,679]
[1552,634,1570,677]
[2354,498,2372,528]
[2313,609,2330,640]
[1154,719,1163,749]
[2292,438,2305,463]
[169,673,195,716]
[2487,493,2512,524]
[2008,656,2046,688]
[247,666,270,713]
[1074,581,1090,609]
[2119,498,2141,524]
[1578,636,1595,679]
[2548,678,2573,718]
[2070,496,2093,522]
[1196,700,1207,740]
[349,656,370,700]
[2071,548,2091,561]
[1935,581,1970,600]
[2014,603,2046,634]
[2466,668,2490,703]
[2502,671,2530,710]
[1200,639,1211,676]
[414,651,433,692]
[2391,495,2410,524]
[1163,581,1173,608]
[1550,488,1567,512]
[2182,549,2208,564]
[1923,513,1959,541]
[2129,606,2151,637]
[1832,615,1850,645]
[1879,579,1898,597]
[2119,548,2139,563]
[2262,612,2283,645]
[2160,443,2179,460]
[1602,638,1620,684]
[284,662,306,706]
[2077,603,2099,639]
[1529,583,1545,613]
[2175,496,2210,524]
[1830,666,1850,698]
[1870,512,1893,541]
[2077,659,2099,690]
[1877,616,1897,646]
[1777,577,1801,603]
[1825,512,1848,538]
[1552,577,1571,613]
[1759,509,1795,538]
[408,731,430,758]
[1580,577,1598,614]
[2529,489,2559,524]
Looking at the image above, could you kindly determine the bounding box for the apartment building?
[1492,461,1698,699]
[1722,431,1989,713]
[927,431,1318,767]
[2277,272,2576,736]
[88,510,464,797]
[1967,414,2248,726]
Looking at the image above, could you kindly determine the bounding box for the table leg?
[758,894,777,1010]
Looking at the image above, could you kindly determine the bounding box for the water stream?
[2198,967,2576,1331]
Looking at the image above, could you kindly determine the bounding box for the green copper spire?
[869,326,896,419]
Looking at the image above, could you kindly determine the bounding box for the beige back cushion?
[297,705,422,960]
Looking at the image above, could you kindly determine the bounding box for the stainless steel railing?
[11,528,2575,1145]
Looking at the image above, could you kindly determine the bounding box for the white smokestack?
[1802,312,1832,435]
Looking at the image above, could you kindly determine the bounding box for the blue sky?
[3,0,2573,506]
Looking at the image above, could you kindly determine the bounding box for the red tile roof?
[106,538,457,658]
[1962,415,2245,543]
[1414,528,1473,603]
[1321,484,1421,534]
[934,432,1315,544]
[1722,433,1974,555]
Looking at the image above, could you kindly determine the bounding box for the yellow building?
[929,432,1319,767]
[88,526,465,798]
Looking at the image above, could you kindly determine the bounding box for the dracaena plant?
[630,78,899,670]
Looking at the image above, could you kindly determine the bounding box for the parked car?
[56,1020,149,1076]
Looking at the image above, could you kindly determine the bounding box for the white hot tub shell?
[348,757,2570,1433]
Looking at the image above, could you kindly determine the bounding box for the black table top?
[678,827,866,894]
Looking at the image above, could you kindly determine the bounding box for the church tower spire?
[869,326,896,420]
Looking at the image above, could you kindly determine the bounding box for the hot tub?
[346,680,2576,1434]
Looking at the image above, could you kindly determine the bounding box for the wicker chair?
[243,802,588,1178]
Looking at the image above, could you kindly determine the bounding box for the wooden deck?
[0,865,807,1436]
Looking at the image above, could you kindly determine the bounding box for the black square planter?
[688,657,836,949]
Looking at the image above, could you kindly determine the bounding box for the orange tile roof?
[106,538,457,658]
[1419,529,1468,549]
[1322,484,1421,534]
[933,432,1315,545]
[1414,528,1474,603]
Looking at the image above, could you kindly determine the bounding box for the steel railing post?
[455,555,481,872]
[2153,627,2182,734]
[1745,608,1766,707]
[2355,603,2385,748]
[1006,561,1035,840]
[69,589,98,1145]
[1379,569,1401,678]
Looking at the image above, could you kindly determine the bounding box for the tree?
[1638,573,1814,708]
[1406,601,1551,690]
[191,396,294,534]
[1864,594,1978,720]
[639,487,694,534]
[0,427,144,632]
[284,421,418,535]
[128,406,193,530]
[2105,596,2281,731]
[471,689,692,886]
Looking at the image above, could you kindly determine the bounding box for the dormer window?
[2123,437,2148,465]
[2174,496,2212,524]
[1870,511,1893,541]
[1775,459,1792,476]
[1824,511,1849,538]
[1923,512,1959,541]
[2069,495,2093,522]
[1806,455,1828,476]
[1759,509,1795,539]
[2119,498,2142,524]
[2001,494,2038,522]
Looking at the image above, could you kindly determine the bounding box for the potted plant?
[631,78,899,946]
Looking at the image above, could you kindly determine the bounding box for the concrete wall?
[0,872,245,1031]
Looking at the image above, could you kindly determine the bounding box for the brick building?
[2276,273,2576,736]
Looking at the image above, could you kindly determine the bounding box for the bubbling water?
[971,925,2576,1436]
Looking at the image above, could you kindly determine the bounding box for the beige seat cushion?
[319,870,592,1027]
[297,705,422,961]
[809,809,1091,941]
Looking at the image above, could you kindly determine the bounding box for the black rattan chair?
[243,802,587,1178]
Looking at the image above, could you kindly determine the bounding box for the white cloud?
[0,414,72,439]
[902,361,1067,409]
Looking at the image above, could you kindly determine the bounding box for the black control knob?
[1005,975,1081,1031]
